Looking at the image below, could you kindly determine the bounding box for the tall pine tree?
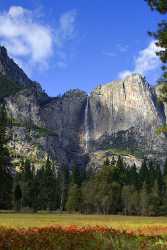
[0,103,13,209]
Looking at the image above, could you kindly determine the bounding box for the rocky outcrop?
[88,150,143,172]
[1,46,167,169]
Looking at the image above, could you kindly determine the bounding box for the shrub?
[0,225,166,250]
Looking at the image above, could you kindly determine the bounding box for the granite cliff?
[0,46,167,170]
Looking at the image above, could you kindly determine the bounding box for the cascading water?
[84,96,90,153]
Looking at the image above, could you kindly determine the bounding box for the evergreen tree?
[88,162,121,214]
[147,180,161,216]
[104,157,110,167]
[14,184,22,211]
[66,184,81,212]
[155,163,163,192]
[121,185,131,215]
[21,159,34,208]
[139,159,149,187]
[89,163,113,213]
[30,173,40,213]
[160,175,167,215]
[129,187,140,215]
[163,158,167,176]
[71,163,81,186]
[146,0,167,134]
[59,163,69,211]
[116,156,126,185]
[111,156,116,165]
[81,180,96,214]
[127,164,140,188]
[122,185,140,215]
[146,0,167,79]
[44,156,57,210]
[140,182,149,215]
[147,161,156,188]
[34,157,58,211]
[110,182,122,213]
[146,0,167,13]
[0,103,13,209]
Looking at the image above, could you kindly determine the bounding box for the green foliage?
[146,0,167,106]
[14,184,22,211]
[16,156,58,212]
[0,103,13,209]
[105,147,145,159]
[148,181,161,215]
[34,126,57,138]
[1,142,167,216]
[71,164,81,185]
[80,157,166,216]
[0,225,166,250]
[145,0,167,14]
[66,184,81,212]
[156,84,167,105]
[0,74,22,100]
[140,182,150,215]
[156,125,167,135]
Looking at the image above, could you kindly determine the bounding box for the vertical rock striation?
[88,74,167,161]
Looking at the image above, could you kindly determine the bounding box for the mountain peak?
[123,73,145,82]
[0,46,8,58]
[0,45,33,86]
[92,73,149,95]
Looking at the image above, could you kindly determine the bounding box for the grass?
[0,213,167,229]
[104,147,144,159]
[1,214,167,249]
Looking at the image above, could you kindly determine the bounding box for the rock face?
[6,87,87,168]
[87,74,167,162]
[0,46,33,86]
[40,90,87,165]
[1,46,167,169]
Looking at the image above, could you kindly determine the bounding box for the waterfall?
[84,96,90,153]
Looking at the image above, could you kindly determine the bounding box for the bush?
[0,225,167,250]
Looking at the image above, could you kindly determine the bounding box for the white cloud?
[118,41,161,80]
[0,6,53,69]
[0,6,78,72]
[119,70,132,79]
[135,41,161,74]
[103,44,128,58]
[55,10,77,48]
[8,6,27,18]
[117,44,128,53]
[54,10,77,68]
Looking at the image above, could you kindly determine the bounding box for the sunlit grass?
[0,213,167,229]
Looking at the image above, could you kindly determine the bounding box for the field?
[1,213,167,249]
[0,213,167,229]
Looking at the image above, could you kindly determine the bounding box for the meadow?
[0,213,167,229]
[1,213,167,249]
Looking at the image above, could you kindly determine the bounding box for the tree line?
[8,152,167,216]
[78,157,167,216]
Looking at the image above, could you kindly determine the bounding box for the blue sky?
[0,0,163,96]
